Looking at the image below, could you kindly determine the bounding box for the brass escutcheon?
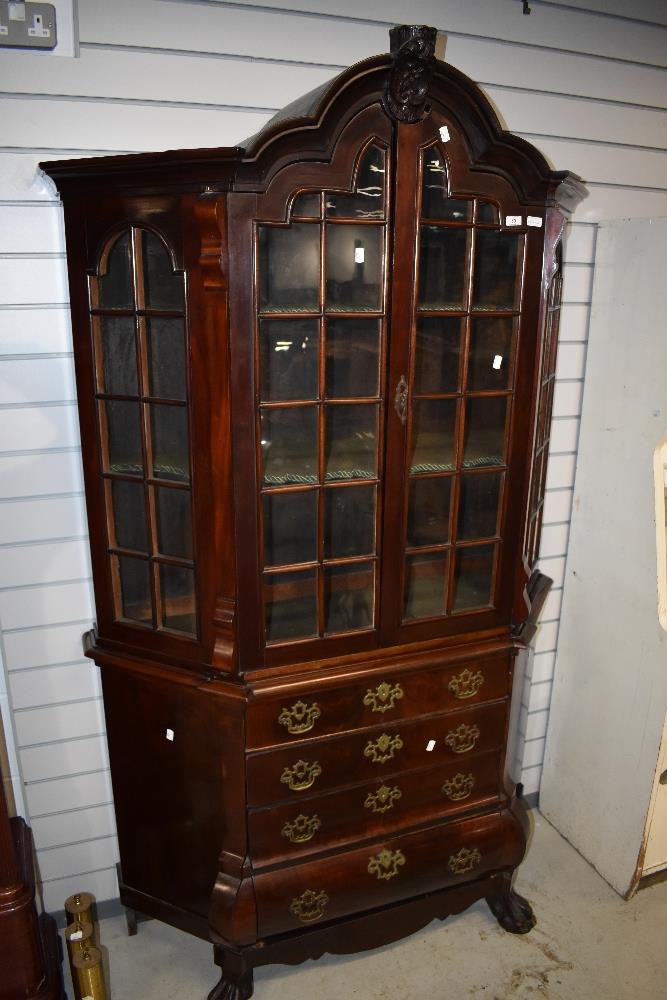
[442,772,476,801]
[368,847,406,881]
[448,846,482,875]
[364,784,402,814]
[363,681,404,714]
[289,888,329,923]
[281,813,322,844]
[363,732,404,765]
[278,699,321,735]
[448,668,485,700]
[280,759,322,792]
[444,722,480,754]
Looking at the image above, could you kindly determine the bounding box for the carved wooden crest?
[384,24,437,124]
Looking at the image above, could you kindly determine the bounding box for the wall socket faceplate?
[0,2,57,50]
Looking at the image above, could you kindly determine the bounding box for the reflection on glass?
[264,569,317,642]
[155,486,193,559]
[151,404,190,482]
[260,319,319,402]
[292,192,321,218]
[160,564,196,635]
[324,562,374,633]
[403,552,448,620]
[147,317,187,400]
[473,230,521,311]
[325,225,383,312]
[326,146,386,219]
[463,397,507,468]
[104,400,143,475]
[324,485,375,558]
[259,224,320,313]
[325,404,378,481]
[477,202,498,224]
[418,226,468,310]
[326,318,380,398]
[410,399,457,474]
[421,149,471,222]
[142,231,184,311]
[261,406,318,485]
[117,555,152,625]
[413,317,462,394]
[99,231,133,309]
[468,317,513,391]
[407,477,451,547]
[452,544,495,611]
[457,473,502,540]
[100,316,138,395]
[263,490,317,567]
[111,480,148,552]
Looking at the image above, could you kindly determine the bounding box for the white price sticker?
[354,247,365,263]
[426,739,436,752]
[505,215,522,227]
[493,354,503,370]
[71,930,83,941]
[439,125,451,142]
[166,728,174,741]
[527,216,543,228]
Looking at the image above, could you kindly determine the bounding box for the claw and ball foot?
[207,971,253,1000]
[486,874,536,934]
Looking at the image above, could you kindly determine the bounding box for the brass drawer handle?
[448,846,481,875]
[280,759,322,792]
[444,723,480,754]
[290,888,329,923]
[363,732,404,764]
[278,699,321,735]
[364,784,402,814]
[281,813,322,844]
[442,772,475,801]
[368,848,406,881]
[363,681,404,714]
[448,668,484,700]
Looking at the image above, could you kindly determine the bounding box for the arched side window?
[89,227,197,637]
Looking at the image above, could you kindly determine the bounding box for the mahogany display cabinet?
[42,25,585,999]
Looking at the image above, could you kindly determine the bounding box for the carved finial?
[384,24,437,124]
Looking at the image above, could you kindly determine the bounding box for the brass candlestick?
[64,891,95,927]
[73,946,107,1000]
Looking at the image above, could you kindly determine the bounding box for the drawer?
[249,749,502,865]
[254,808,524,938]
[246,701,506,807]
[247,653,511,750]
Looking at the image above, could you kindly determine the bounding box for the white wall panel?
[0,357,75,405]
[558,304,590,342]
[531,652,557,686]
[552,381,584,418]
[550,418,579,453]
[556,344,587,382]
[522,738,547,770]
[0,451,83,499]
[0,258,69,306]
[24,768,112,817]
[543,489,574,524]
[21,734,108,782]
[41,867,117,915]
[0,579,94,630]
[0,404,80,451]
[0,206,65,254]
[534,621,559,654]
[563,225,597,265]
[537,556,566,589]
[520,766,542,797]
[31,803,115,850]
[4,622,91,671]
[14,698,104,746]
[0,540,91,589]
[9,662,100,710]
[546,453,577,490]
[0,307,73,356]
[561,265,593,304]
[0,496,86,545]
[37,835,118,882]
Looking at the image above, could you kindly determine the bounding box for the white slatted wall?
[0,0,665,908]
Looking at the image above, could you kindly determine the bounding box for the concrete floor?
[64,814,667,1000]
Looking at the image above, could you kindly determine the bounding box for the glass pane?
[99,231,133,309]
[407,477,451,547]
[292,192,320,218]
[324,485,375,558]
[410,399,457,474]
[325,318,380,398]
[473,230,521,311]
[463,397,507,468]
[159,564,196,635]
[147,317,187,400]
[104,400,143,475]
[155,486,193,559]
[325,225,383,312]
[325,404,378,481]
[477,202,498,224]
[111,480,148,552]
[116,555,152,625]
[99,316,138,395]
[259,224,320,313]
[264,569,317,643]
[413,317,462,394]
[151,404,190,482]
[263,490,317,567]
[418,227,468,311]
[261,406,318,486]
[259,319,319,402]
[326,145,386,220]
[142,231,184,311]
[421,149,471,222]
[452,544,495,611]
[457,473,502,541]
[404,553,448,620]
[324,562,374,634]
[468,317,513,391]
